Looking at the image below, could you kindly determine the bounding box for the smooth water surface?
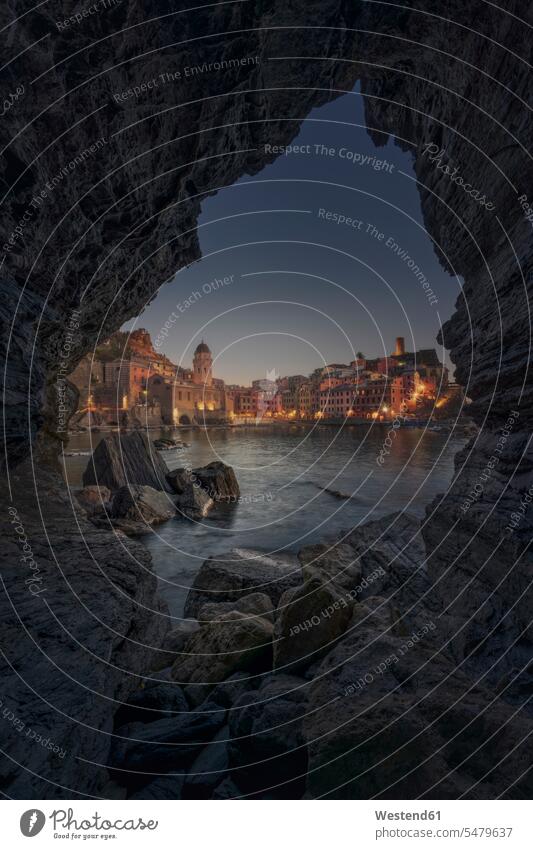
[63,425,464,618]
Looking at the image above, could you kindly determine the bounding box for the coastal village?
[68,329,461,428]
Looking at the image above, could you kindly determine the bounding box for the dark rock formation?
[1,0,532,800]
[171,611,274,706]
[83,432,172,492]
[165,468,193,495]
[96,484,176,534]
[191,461,240,503]
[273,577,354,672]
[304,597,533,799]
[197,592,274,625]
[0,464,169,798]
[170,461,239,517]
[184,549,303,618]
[175,482,214,520]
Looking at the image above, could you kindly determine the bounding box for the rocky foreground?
[103,514,533,800]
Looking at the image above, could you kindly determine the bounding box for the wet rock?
[192,461,240,502]
[273,577,354,672]
[166,467,193,494]
[171,611,273,706]
[184,549,302,618]
[111,485,175,522]
[91,485,175,534]
[83,431,172,492]
[176,483,214,519]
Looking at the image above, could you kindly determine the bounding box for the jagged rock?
[171,611,273,706]
[338,512,434,632]
[198,592,273,625]
[0,463,169,798]
[83,431,172,492]
[227,674,309,798]
[165,468,193,494]
[303,598,533,799]
[184,549,302,618]
[192,461,240,502]
[176,483,214,519]
[183,725,230,798]
[111,485,175,523]
[273,577,354,672]
[91,484,175,534]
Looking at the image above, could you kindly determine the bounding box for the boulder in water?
[82,431,171,491]
[91,485,175,534]
[166,467,193,494]
[192,461,240,502]
[176,483,214,519]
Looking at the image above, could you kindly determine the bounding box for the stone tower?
[394,336,405,356]
[193,340,213,386]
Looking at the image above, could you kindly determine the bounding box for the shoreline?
[69,416,474,436]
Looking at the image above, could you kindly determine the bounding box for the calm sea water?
[63,425,463,619]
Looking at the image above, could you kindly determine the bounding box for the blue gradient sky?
[123,85,460,384]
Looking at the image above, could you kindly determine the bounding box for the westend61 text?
[375,810,441,820]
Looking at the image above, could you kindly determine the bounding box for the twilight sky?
[123,85,460,385]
